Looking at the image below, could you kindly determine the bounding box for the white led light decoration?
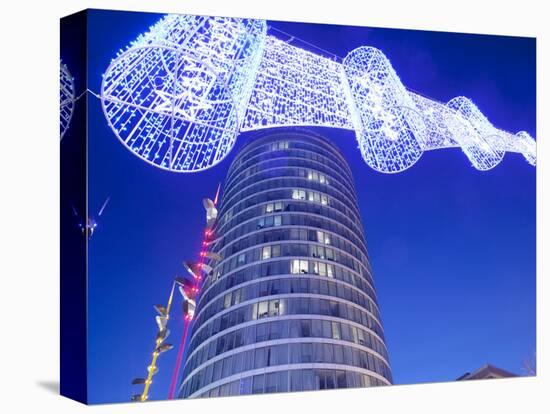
[60,60,75,140]
[342,46,426,173]
[242,36,353,131]
[445,96,505,171]
[101,15,267,172]
[101,14,537,173]
[515,131,536,166]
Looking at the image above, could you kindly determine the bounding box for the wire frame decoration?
[342,46,427,173]
[242,36,353,131]
[101,15,267,172]
[60,60,75,140]
[100,14,536,173]
[445,96,505,171]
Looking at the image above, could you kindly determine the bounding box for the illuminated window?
[223,293,231,309]
[291,259,309,274]
[262,246,271,260]
[292,189,306,200]
[327,264,334,278]
[331,322,341,339]
[357,328,366,345]
[265,202,283,214]
[321,194,328,205]
[258,301,269,318]
[271,141,289,151]
[306,170,328,184]
[274,215,282,226]
[237,253,246,265]
[317,231,331,245]
[310,245,325,259]
[268,299,280,317]
[233,289,242,306]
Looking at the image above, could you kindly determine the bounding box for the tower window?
[291,259,309,274]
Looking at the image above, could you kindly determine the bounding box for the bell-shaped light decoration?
[205,251,222,262]
[155,343,173,354]
[156,328,170,342]
[183,261,200,279]
[183,298,197,319]
[154,304,167,316]
[201,263,213,274]
[203,198,218,228]
[155,315,168,332]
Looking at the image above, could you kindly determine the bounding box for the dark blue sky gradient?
[83,9,536,404]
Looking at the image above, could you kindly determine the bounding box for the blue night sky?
[81,9,535,404]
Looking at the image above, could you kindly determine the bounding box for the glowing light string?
[100,14,536,173]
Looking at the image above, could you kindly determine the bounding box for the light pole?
[131,279,175,402]
[167,186,222,399]
[131,184,221,402]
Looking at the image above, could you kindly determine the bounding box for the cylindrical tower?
[179,130,392,398]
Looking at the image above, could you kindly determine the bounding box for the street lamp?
[130,278,179,402]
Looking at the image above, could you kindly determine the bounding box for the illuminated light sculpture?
[101,15,267,172]
[515,131,536,166]
[342,46,426,173]
[446,96,505,170]
[60,60,75,140]
[102,15,536,173]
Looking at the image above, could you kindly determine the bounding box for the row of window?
[220,177,360,223]
[226,139,353,191]
[228,138,345,176]
[182,341,391,397]
[214,210,369,266]
[217,199,365,247]
[221,157,355,217]
[184,317,390,380]
[211,223,369,280]
[291,258,334,276]
[186,368,387,398]
[221,162,357,220]
[200,257,377,320]
[212,242,368,287]
[221,166,348,213]
[199,258,378,323]
[223,167,357,220]
[195,272,381,331]
[291,188,329,205]
[189,295,386,356]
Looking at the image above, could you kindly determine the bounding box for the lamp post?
[131,184,222,402]
[130,279,179,402]
[167,185,222,399]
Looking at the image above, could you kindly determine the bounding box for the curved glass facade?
[180,131,392,398]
